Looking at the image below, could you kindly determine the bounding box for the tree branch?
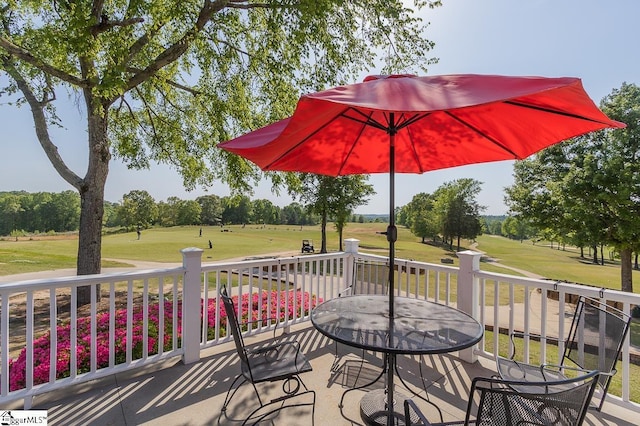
[0,36,90,88]
[1,57,84,189]
[90,15,144,36]
[125,23,163,64]
[226,0,295,9]
[126,67,201,95]
[203,33,250,58]
[123,1,224,93]
[164,78,201,95]
[134,87,182,167]
[90,0,105,23]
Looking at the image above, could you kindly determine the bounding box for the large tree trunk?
[76,108,110,304]
[77,184,105,275]
[620,248,633,293]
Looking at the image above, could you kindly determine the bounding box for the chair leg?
[332,340,380,386]
[339,354,387,409]
[596,381,610,411]
[221,374,250,412]
[394,355,444,424]
[331,341,341,372]
[241,389,316,426]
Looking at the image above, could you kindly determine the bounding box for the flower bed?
[203,290,321,339]
[7,290,321,391]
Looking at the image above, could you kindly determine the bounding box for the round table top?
[311,295,484,355]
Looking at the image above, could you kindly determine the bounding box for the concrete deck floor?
[12,322,639,426]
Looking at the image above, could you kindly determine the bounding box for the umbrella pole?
[388,150,396,314]
[386,120,397,426]
[387,116,397,315]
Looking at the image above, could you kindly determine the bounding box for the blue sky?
[0,1,637,215]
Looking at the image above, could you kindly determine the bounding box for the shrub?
[7,290,321,391]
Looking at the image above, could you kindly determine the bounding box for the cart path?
[0,251,301,284]
[469,241,545,280]
[482,259,545,279]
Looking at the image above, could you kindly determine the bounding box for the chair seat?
[243,341,312,383]
[494,297,631,411]
[496,356,578,394]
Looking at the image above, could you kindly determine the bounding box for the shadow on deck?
[12,322,637,426]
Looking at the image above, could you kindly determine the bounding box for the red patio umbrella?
[219,73,624,298]
[219,74,625,424]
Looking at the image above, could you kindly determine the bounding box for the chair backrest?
[220,286,249,366]
[351,259,389,295]
[563,297,631,392]
[469,371,599,426]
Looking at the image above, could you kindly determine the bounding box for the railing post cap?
[344,238,360,254]
[181,247,204,255]
[457,250,482,256]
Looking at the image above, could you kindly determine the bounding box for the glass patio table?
[311,294,484,426]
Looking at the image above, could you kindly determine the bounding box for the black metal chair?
[404,371,599,425]
[339,258,390,297]
[496,296,631,411]
[219,285,315,425]
[333,259,389,367]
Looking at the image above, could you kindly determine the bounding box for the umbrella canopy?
[220,74,625,175]
[219,73,625,426]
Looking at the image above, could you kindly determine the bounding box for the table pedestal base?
[360,389,419,426]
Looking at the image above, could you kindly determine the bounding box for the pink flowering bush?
[8,290,321,391]
[8,300,181,391]
[205,290,322,340]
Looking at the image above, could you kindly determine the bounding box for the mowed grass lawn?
[0,223,638,294]
[474,234,640,292]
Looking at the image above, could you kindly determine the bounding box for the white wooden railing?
[1,239,639,413]
[0,266,186,408]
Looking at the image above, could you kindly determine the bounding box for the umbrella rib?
[262,112,348,171]
[405,127,427,173]
[505,100,617,125]
[341,108,389,132]
[444,111,521,157]
[445,100,615,159]
[400,112,435,174]
[394,112,432,131]
[337,110,373,175]
[342,109,431,132]
[338,110,433,174]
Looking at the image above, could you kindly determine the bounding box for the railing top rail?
[0,266,185,294]
[352,252,460,273]
[201,252,347,271]
[474,269,640,305]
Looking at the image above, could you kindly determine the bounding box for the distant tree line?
[0,190,376,236]
[397,178,485,251]
[0,191,80,235]
[480,215,535,242]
